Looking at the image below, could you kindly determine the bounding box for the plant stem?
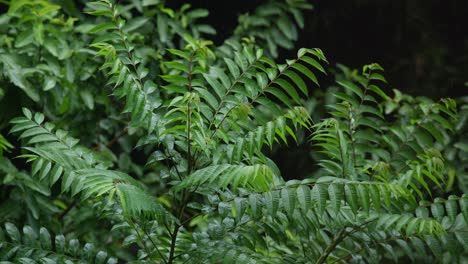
[141,222,167,263]
[318,218,377,264]
[58,200,76,219]
[187,52,193,173]
[167,225,180,264]
[168,50,195,264]
[316,228,346,264]
[92,127,128,151]
[129,219,165,263]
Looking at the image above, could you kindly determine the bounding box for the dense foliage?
[0,0,467,263]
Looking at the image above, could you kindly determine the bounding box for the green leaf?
[284,70,308,96]
[39,227,52,250]
[421,122,444,144]
[357,184,370,214]
[15,28,35,48]
[211,67,231,88]
[368,84,389,100]
[165,61,189,73]
[277,17,295,40]
[167,49,191,60]
[337,80,363,99]
[124,17,149,32]
[28,134,57,144]
[23,226,37,243]
[265,191,280,216]
[431,202,444,220]
[62,171,76,193]
[195,87,219,110]
[275,79,301,103]
[39,161,52,181]
[248,194,261,218]
[157,15,168,42]
[345,184,358,214]
[296,185,311,212]
[370,185,381,213]
[312,184,328,215]
[445,196,458,221]
[328,183,343,214]
[80,91,95,110]
[281,188,295,215]
[266,87,292,108]
[5,223,21,243]
[224,58,240,79]
[291,63,319,86]
[90,22,117,33]
[204,74,225,99]
[301,56,326,74]
[34,113,45,124]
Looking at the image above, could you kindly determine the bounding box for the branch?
[92,127,128,151]
[316,218,377,264]
[58,200,77,220]
[316,228,347,264]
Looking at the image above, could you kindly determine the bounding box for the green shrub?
[0,0,467,263]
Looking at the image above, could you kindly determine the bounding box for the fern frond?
[159,44,213,152]
[115,183,169,221]
[384,98,457,170]
[415,194,468,226]
[0,223,118,263]
[222,106,311,162]
[354,226,468,263]
[395,148,448,198]
[0,157,59,221]
[207,48,325,145]
[332,224,464,263]
[313,64,458,197]
[88,0,160,132]
[10,109,171,222]
[448,99,468,193]
[189,235,277,264]
[154,46,325,168]
[211,177,415,222]
[318,214,446,263]
[193,190,444,263]
[178,164,280,192]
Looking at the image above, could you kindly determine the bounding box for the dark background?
[167,0,468,99]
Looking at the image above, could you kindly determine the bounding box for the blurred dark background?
[167,0,468,99]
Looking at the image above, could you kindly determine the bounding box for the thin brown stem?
[58,200,76,220]
[128,219,163,263]
[316,228,347,264]
[316,218,377,264]
[92,127,128,151]
[141,222,167,263]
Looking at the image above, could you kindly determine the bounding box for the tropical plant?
[0,0,467,263]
